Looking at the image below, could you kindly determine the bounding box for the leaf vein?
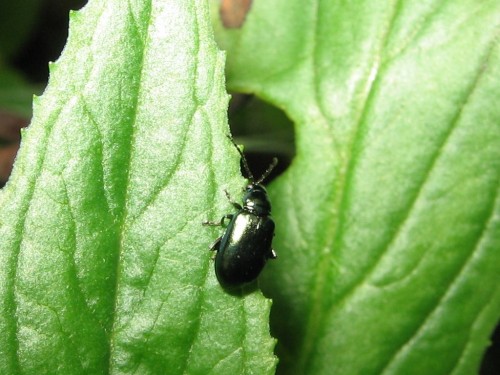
[380,179,500,374]
[299,0,400,372]
[79,95,113,217]
[181,6,215,371]
[8,105,65,372]
[108,0,153,370]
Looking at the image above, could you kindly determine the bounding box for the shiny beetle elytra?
[203,137,277,288]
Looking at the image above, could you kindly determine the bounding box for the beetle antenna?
[255,157,278,185]
[227,135,254,181]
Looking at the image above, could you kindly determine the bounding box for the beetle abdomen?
[215,212,275,286]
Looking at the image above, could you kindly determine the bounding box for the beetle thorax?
[242,184,271,216]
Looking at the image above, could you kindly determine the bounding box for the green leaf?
[213,1,500,374]
[0,0,277,374]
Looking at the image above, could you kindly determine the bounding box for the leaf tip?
[47,61,56,74]
[68,8,82,24]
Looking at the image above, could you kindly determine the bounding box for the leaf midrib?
[108,0,153,371]
[296,0,401,372]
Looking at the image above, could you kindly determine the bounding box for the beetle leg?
[269,249,277,259]
[203,220,221,226]
[208,236,222,252]
[224,189,242,210]
[220,214,233,227]
[203,214,233,227]
[203,214,233,230]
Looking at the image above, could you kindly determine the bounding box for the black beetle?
[203,137,277,288]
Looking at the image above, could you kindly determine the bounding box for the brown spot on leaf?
[0,144,19,185]
[220,0,253,28]
[0,111,29,185]
[0,111,28,142]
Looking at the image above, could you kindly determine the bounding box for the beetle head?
[243,183,271,216]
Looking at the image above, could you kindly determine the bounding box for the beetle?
[203,137,277,288]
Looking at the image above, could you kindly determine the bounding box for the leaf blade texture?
[212,0,500,374]
[0,1,277,374]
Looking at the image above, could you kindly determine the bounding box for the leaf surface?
[0,1,277,374]
[213,1,500,374]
